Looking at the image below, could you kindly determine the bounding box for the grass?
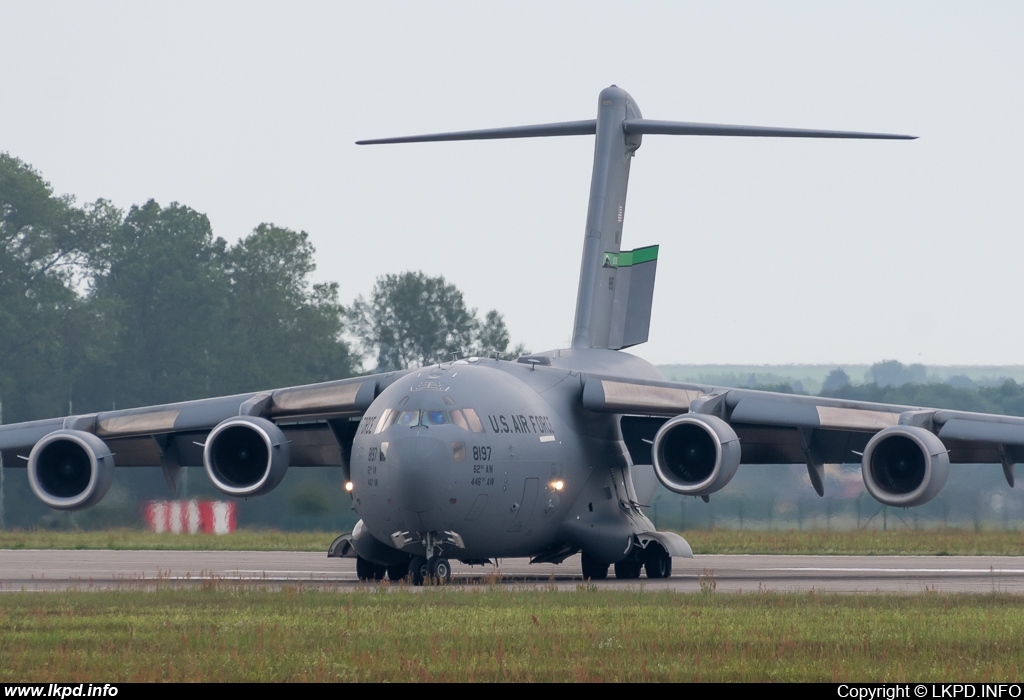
[1,586,1022,681]
[683,528,1024,556]
[0,529,335,552]
[3,529,1022,681]
[2,527,1024,555]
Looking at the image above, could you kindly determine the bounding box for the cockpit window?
[397,410,421,427]
[374,409,396,434]
[449,410,469,431]
[463,408,486,433]
[423,410,449,426]
[389,406,477,430]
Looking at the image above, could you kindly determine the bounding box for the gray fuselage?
[349,348,663,562]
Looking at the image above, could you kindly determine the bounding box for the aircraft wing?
[583,374,1024,497]
[0,372,408,469]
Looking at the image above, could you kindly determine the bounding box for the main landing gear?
[356,555,387,581]
[614,557,643,580]
[356,555,411,582]
[581,542,673,581]
[642,542,672,579]
[580,552,608,580]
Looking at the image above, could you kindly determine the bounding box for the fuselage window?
[452,442,466,461]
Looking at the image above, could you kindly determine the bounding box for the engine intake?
[27,430,115,510]
[204,416,290,497]
[862,425,949,507]
[652,414,741,496]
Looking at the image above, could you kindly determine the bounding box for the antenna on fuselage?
[358,86,916,350]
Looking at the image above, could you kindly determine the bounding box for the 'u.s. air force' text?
[487,414,554,434]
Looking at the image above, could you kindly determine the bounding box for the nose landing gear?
[385,530,464,585]
[429,556,452,583]
[409,555,452,585]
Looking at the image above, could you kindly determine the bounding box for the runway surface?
[2,550,1024,593]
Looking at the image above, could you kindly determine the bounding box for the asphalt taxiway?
[2,550,1024,593]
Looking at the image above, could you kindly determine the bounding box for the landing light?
[345,481,354,492]
[551,480,564,491]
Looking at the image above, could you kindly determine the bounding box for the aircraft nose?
[388,435,450,513]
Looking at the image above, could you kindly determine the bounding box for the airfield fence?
[648,463,1024,532]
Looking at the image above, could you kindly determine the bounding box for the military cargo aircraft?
[2,86,1019,584]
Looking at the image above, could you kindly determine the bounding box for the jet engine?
[204,416,290,497]
[652,414,741,496]
[27,430,115,510]
[861,425,949,507]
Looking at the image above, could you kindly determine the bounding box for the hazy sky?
[2,2,1022,367]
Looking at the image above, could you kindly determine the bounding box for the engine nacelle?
[27,430,115,510]
[204,416,290,497]
[862,425,950,507]
[652,414,741,496]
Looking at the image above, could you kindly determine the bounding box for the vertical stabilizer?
[570,86,643,350]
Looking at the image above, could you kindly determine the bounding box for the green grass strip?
[1,587,1021,682]
[0,529,335,552]
[683,528,1024,556]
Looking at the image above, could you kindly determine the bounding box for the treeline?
[820,380,1024,417]
[761,362,1024,417]
[0,154,522,426]
[0,154,358,424]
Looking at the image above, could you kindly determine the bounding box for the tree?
[472,309,528,359]
[821,368,851,392]
[220,224,355,392]
[76,200,231,409]
[348,271,526,371]
[0,154,95,421]
[867,360,927,388]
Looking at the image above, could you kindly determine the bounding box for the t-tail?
[358,85,915,350]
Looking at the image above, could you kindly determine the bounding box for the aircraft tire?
[387,558,411,582]
[614,558,643,580]
[410,556,429,586]
[356,555,386,582]
[580,552,608,581]
[429,557,452,584]
[643,543,672,579]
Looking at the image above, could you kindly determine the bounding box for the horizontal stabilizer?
[624,119,916,140]
[357,120,597,145]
